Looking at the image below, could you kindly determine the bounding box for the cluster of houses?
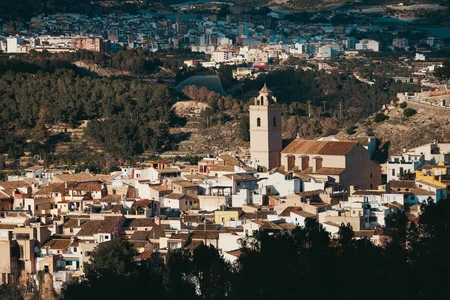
[1,3,443,60]
[1,85,449,292]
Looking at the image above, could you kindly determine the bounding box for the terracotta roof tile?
[100,195,122,203]
[72,182,103,191]
[388,180,415,189]
[281,139,357,156]
[54,173,112,183]
[0,181,30,189]
[223,173,259,182]
[41,238,71,250]
[128,218,156,228]
[165,193,185,200]
[130,231,151,241]
[35,183,66,196]
[279,206,302,217]
[291,211,317,218]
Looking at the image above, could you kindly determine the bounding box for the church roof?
[259,83,272,94]
[281,139,358,156]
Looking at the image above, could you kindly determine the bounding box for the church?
[249,84,381,190]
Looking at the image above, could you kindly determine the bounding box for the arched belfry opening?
[254,83,277,106]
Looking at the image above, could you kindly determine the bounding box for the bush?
[346,125,357,135]
[403,108,417,117]
[399,102,407,108]
[374,113,387,123]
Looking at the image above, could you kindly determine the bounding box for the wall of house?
[343,145,381,190]
[303,179,325,192]
[322,223,340,237]
[218,232,244,252]
[198,195,227,211]
[0,240,20,284]
[79,242,97,274]
[262,173,301,196]
[164,198,181,210]
[215,211,239,224]
[242,222,261,237]
[232,189,250,207]
[319,212,361,231]
[290,213,307,227]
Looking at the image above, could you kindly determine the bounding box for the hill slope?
[337,100,450,161]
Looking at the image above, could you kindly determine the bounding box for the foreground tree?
[61,239,161,300]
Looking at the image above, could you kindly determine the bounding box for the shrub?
[399,102,407,109]
[374,113,387,123]
[403,108,417,117]
[346,125,357,135]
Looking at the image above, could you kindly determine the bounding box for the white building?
[387,153,424,182]
[405,142,450,164]
[258,171,301,197]
[355,40,380,52]
[7,37,27,53]
[211,49,236,63]
[240,47,269,63]
[415,53,426,61]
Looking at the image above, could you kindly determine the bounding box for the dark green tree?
[238,116,250,142]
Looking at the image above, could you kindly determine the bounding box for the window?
[73,247,77,253]
[104,235,109,240]
[260,96,264,105]
[257,118,261,127]
[392,169,395,176]
[370,173,372,178]
[70,228,74,233]
[273,117,276,127]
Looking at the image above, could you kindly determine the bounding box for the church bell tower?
[249,84,282,170]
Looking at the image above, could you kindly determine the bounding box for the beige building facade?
[249,84,282,170]
[281,139,381,190]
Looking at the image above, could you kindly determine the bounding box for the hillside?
[166,101,250,158]
[336,100,450,161]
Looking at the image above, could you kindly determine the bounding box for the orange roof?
[281,139,358,156]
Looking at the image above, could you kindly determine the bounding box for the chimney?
[77,219,80,227]
[312,156,322,173]
[349,185,356,196]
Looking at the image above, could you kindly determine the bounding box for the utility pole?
[321,101,327,111]
[307,100,311,118]
[204,217,207,245]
